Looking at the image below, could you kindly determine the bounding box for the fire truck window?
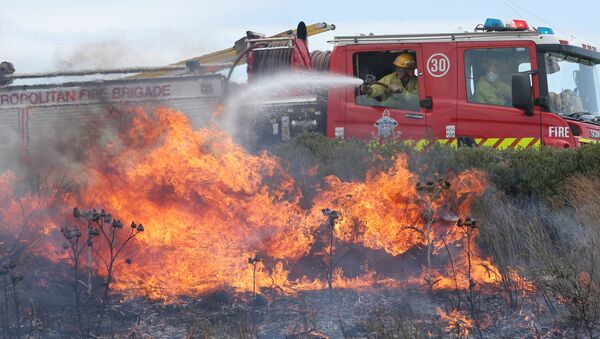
[545,53,599,115]
[464,48,531,107]
[353,51,420,111]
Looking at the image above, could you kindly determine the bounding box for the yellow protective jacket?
[369,73,419,103]
[474,78,511,106]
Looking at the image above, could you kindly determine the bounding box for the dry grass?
[361,305,437,339]
[474,177,600,338]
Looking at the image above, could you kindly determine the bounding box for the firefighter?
[364,53,419,108]
[474,59,511,106]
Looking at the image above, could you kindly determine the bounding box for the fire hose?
[225,40,294,89]
[224,42,268,92]
[226,44,332,86]
[252,40,293,76]
[310,50,331,71]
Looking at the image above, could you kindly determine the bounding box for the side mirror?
[512,72,533,116]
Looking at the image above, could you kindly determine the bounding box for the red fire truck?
[242,19,600,149]
[2,20,600,150]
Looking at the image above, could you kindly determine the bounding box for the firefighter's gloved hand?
[388,84,403,93]
[361,85,373,96]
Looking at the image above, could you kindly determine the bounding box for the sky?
[1,0,599,75]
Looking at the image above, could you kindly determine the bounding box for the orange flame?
[0,106,520,301]
[437,307,474,337]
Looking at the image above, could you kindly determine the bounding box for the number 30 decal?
[427,53,451,78]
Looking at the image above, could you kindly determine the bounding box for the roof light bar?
[481,18,531,32]
[536,27,554,35]
[507,19,529,31]
[483,18,504,31]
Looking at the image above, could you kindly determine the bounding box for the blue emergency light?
[483,18,504,31]
[536,27,555,35]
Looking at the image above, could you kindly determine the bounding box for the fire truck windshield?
[546,52,600,119]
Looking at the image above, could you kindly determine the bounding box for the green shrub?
[271,135,600,199]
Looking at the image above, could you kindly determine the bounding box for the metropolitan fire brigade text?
[0,84,171,107]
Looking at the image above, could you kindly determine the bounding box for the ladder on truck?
[0,22,336,85]
[130,22,336,79]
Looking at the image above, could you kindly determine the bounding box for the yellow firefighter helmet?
[393,53,415,69]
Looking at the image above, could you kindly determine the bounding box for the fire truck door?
[343,46,426,140]
[456,44,541,148]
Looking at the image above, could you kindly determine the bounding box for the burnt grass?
[5,134,600,338]
[24,282,586,338]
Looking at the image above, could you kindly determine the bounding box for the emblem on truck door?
[374,110,398,138]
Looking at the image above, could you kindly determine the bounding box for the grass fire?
[0,105,599,337]
[2,3,600,336]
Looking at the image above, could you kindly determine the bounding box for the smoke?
[51,35,212,72]
[0,124,19,173]
[53,40,134,71]
[2,105,131,193]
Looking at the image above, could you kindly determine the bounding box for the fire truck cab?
[322,19,600,149]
